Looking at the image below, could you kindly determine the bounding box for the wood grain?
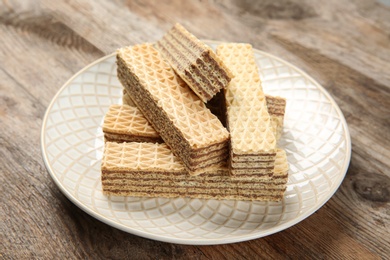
[1,0,389,259]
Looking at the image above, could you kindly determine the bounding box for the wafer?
[101,141,288,201]
[103,104,162,143]
[155,23,233,102]
[216,43,277,177]
[116,43,229,175]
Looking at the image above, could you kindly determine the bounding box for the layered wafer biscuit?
[216,43,277,177]
[101,141,288,201]
[155,23,233,102]
[103,104,162,143]
[116,43,229,175]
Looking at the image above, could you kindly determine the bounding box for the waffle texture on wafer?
[116,43,229,175]
[216,43,277,176]
[155,23,233,102]
[101,141,288,201]
[103,104,162,143]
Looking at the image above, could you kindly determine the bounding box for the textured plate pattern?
[41,41,351,245]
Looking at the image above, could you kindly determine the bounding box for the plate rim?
[40,41,352,245]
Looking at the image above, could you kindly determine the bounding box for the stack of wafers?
[100,24,289,201]
[101,142,288,201]
[117,43,229,176]
[101,101,288,201]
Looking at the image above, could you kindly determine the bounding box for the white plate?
[41,41,351,245]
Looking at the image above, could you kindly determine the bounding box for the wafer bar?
[216,43,277,177]
[101,141,288,201]
[155,23,233,102]
[103,104,162,143]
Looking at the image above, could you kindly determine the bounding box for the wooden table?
[1,0,389,259]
